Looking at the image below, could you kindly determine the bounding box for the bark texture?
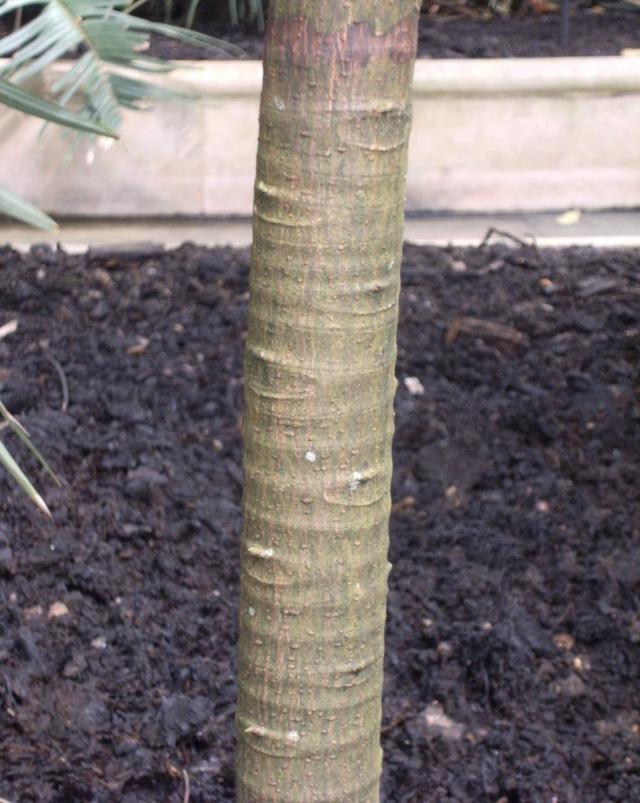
[236,3,419,801]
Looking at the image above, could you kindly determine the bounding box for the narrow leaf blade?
[0,439,51,516]
[0,77,117,136]
[117,13,244,57]
[0,401,61,485]
[0,185,56,230]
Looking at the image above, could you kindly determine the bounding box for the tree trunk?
[236,3,420,801]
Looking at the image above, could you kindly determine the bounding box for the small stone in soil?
[91,636,108,650]
[89,299,110,321]
[404,376,425,395]
[0,545,16,575]
[553,633,575,651]
[554,673,587,698]
[48,601,69,620]
[62,653,89,679]
[424,702,465,741]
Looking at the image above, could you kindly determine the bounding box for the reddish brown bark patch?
[265,13,419,71]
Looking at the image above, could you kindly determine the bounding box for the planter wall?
[1,56,639,216]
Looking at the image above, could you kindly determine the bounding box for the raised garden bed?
[1,7,640,219]
[148,8,640,60]
[2,53,640,218]
[0,241,638,802]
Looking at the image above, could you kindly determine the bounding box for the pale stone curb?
[1,56,639,216]
[2,211,640,252]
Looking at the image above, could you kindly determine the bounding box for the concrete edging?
[4,211,640,253]
[1,56,639,216]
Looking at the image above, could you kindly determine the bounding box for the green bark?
[236,3,419,801]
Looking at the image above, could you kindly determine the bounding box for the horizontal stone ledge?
[157,56,640,98]
[14,55,640,99]
[2,55,639,216]
[412,56,640,96]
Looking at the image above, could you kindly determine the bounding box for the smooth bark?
[236,3,420,800]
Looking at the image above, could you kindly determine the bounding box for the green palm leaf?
[0,0,238,229]
[0,401,61,485]
[0,77,116,229]
[0,185,56,229]
[0,75,116,135]
[184,0,200,29]
[0,440,51,515]
[0,401,61,515]
[0,0,242,131]
[228,0,264,30]
[119,14,244,56]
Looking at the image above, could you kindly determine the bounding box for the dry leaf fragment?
[528,0,554,12]
[553,633,575,651]
[391,495,416,513]
[424,702,465,741]
[127,337,149,356]
[446,317,529,348]
[556,208,582,226]
[0,319,18,340]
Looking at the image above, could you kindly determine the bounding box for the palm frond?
[115,14,244,57]
[0,75,116,135]
[229,0,264,31]
[0,0,242,132]
[246,0,264,31]
[0,401,61,486]
[0,185,56,229]
[229,0,239,26]
[0,439,51,515]
[0,401,60,515]
[0,77,117,228]
[184,0,199,29]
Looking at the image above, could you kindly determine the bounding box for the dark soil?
[147,9,640,60]
[0,241,638,802]
[1,7,637,60]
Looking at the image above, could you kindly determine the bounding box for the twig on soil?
[182,769,190,803]
[586,736,623,768]
[381,711,413,734]
[44,354,69,412]
[0,797,16,803]
[480,226,547,270]
[478,226,536,248]
[381,701,417,735]
[446,316,530,348]
[480,227,535,250]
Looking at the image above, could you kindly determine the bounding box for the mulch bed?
[147,9,640,60]
[0,241,638,802]
[1,7,637,60]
